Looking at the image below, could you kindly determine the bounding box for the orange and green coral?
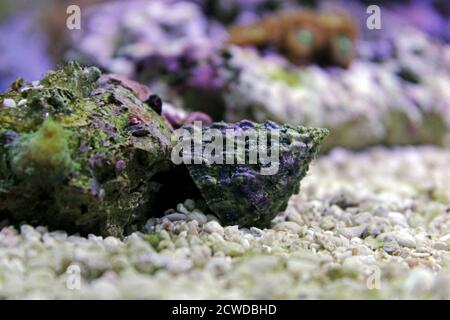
[228,9,357,68]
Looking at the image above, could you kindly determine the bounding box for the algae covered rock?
[0,63,328,234]
[181,120,328,227]
[0,63,173,236]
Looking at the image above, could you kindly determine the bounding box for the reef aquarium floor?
[1,145,449,299]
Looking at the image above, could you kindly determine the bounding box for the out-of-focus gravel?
[1,146,449,299]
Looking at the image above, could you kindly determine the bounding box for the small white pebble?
[17,99,27,107]
[204,221,224,237]
[388,212,409,227]
[187,210,207,225]
[380,230,416,248]
[274,221,302,234]
[432,241,448,251]
[176,203,191,215]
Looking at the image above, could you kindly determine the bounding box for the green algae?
[10,117,76,184]
[143,233,164,251]
[270,69,301,87]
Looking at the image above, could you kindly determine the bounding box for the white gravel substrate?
[1,146,450,299]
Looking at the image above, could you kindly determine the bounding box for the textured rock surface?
[184,120,328,227]
[0,63,174,237]
[0,146,449,299]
